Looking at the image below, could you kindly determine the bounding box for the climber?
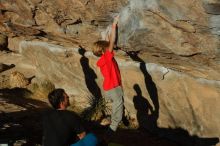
[92,15,124,138]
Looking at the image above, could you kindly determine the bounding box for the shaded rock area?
[0,0,220,146]
[0,87,48,146]
[0,33,8,51]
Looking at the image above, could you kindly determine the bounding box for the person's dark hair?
[48,88,65,109]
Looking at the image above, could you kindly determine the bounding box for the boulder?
[18,40,220,140]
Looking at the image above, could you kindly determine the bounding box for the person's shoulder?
[105,49,113,54]
[97,54,106,66]
[42,109,57,123]
[62,110,80,118]
[105,49,114,56]
[62,110,76,114]
[42,109,73,118]
[42,109,54,116]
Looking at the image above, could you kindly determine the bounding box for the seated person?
[42,88,98,146]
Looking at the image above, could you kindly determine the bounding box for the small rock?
[9,71,29,88]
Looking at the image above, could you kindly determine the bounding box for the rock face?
[17,40,220,140]
[0,0,220,144]
[1,0,220,55]
[118,0,220,56]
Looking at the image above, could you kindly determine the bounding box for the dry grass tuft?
[81,95,111,122]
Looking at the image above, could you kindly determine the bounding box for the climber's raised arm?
[108,15,119,52]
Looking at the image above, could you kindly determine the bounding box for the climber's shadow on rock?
[132,84,219,146]
[126,50,159,130]
[78,46,102,100]
[133,84,157,133]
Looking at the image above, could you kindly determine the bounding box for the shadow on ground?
[0,87,50,146]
